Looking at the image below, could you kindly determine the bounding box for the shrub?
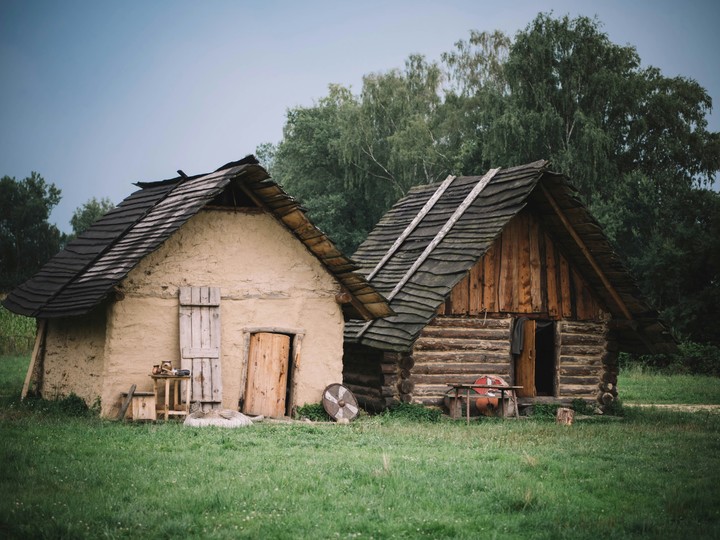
[621,341,720,377]
[19,393,92,417]
[296,402,331,422]
[381,402,442,422]
[0,305,35,355]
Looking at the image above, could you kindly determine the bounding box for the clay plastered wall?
[41,308,106,405]
[101,209,344,417]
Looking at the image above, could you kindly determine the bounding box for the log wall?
[409,316,513,407]
[557,320,615,404]
[343,344,399,412]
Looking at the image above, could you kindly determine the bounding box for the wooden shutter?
[515,319,536,398]
[179,287,221,411]
[243,332,291,417]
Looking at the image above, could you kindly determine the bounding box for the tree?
[69,197,114,239]
[272,57,453,254]
[269,12,720,344]
[0,172,63,290]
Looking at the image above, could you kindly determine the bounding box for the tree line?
[262,13,720,346]
[0,173,113,290]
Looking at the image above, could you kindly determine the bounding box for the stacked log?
[557,320,608,400]
[599,332,619,406]
[410,316,512,407]
[342,344,393,411]
[396,353,414,403]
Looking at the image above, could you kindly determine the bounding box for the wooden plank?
[559,254,572,318]
[515,319,536,397]
[449,273,470,315]
[498,227,514,312]
[482,244,497,312]
[528,212,543,312]
[545,233,559,318]
[117,384,136,421]
[367,174,457,281]
[243,333,291,417]
[182,347,219,358]
[384,168,500,302]
[540,184,633,320]
[468,260,483,316]
[517,212,532,313]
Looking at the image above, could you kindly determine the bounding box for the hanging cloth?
[511,317,529,356]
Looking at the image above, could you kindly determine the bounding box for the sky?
[1,0,719,232]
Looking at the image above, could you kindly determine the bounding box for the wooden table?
[446,383,523,423]
[150,374,191,420]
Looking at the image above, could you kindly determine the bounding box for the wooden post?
[556,407,574,425]
[21,319,47,400]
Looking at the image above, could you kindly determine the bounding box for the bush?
[381,402,442,422]
[621,341,720,377]
[0,305,35,355]
[296,402,331,422]
[19,393,92,417]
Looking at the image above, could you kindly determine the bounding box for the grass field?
[2,355,719,539]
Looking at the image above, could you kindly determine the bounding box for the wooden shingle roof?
[3,156,391,321]
[345,160,675,354]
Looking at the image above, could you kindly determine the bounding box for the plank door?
[243,332,291,417]
[515,319,536,398]
[179,287,222,411]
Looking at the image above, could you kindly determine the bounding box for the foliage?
[0,172,63,290]
[68,196,114,240]
[527,402,562,418]
[621,341,720,377]
[264,12,720,350]
[295,402,331,422]
[382,402,442,422]
[0,305,35,355]
[570,398,597,416]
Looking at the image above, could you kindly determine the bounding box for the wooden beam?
[386,168,500,302]
[540,184,633,320]
[21,319,47,400]
[356,168,500,341]
[367,175,457,281]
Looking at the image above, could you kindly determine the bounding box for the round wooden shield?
[322,383,359,421]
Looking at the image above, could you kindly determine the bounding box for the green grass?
[2,356,719,539]
[619,364,720,404]
[0,305,35,355]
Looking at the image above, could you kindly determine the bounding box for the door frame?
[239,327,305,415]
[512,318,558,398]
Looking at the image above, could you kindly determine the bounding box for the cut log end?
[556,407,574,426]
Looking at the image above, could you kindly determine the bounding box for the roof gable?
[4,156,391,321]
[346,161,675,354]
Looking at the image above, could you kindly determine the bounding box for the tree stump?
[556,407,574,426]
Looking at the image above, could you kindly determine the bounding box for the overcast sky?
[2,0,718,232]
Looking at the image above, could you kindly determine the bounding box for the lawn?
[2,355,720,539]
[618,364,720,404]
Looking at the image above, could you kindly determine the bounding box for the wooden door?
[179,287,222,411]
[243,332,291,417]
[515,319,536,398]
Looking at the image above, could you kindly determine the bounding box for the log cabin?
[4,156,392,418]
[343,160,676,412]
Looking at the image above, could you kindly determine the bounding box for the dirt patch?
[625,403,720,413]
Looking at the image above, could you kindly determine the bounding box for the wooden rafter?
[367,175,457,281]
[539,183,633,321]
